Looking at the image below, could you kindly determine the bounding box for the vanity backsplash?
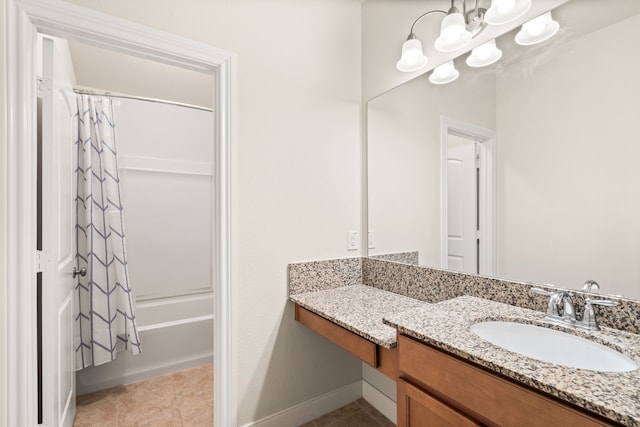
[288,257,640,335]
[288,257,362,295]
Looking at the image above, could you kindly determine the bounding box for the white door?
[447,134,478,274]
[40,37,77,427]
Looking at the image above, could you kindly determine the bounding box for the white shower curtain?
[74,94,141,369]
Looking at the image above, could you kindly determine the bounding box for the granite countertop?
[290,284,428,348]
[384,295,640,426]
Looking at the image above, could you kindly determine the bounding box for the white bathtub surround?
[75,94,141,369]
[76,97,215,392]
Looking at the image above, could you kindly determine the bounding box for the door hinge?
[35,250,50,273]
[36,76,51,100]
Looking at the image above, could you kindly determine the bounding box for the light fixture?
[515,11,560,46]
[485,0,532,26]
[396,1,485,72]
[435,6,472,52]
[429,60,460,85]
[466,39,502,67]
[396,1,559,83]
[396,35,429,72]
[396,0,517,75]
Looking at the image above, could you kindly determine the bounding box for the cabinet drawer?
[398,334,615,427]
[398,379,480,427]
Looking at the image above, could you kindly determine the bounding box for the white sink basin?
[470,321,638,372]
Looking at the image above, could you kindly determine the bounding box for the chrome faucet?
[531,287,617,331]
[532,288,571,323]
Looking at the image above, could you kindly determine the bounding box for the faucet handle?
[585,298,618,307]
[579,298,618,331]
[531,287,564,318]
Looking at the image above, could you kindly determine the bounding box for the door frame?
[4,1,237,426]
[440,116,496,276]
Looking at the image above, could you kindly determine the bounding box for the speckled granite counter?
[290,284,427,348]
[384,295,640,426]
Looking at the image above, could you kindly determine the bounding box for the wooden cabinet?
[397,334,618,427]
[398,379,480,427]
[294,304,397,380]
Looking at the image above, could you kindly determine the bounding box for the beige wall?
[59,0,363,423]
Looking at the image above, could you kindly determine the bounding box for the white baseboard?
[362,380,397,424]
[241,380,362,427]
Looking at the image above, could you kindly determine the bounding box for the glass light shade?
[515,11,560,45]
[435,12,472,52]
[495,0,515,14]
[396,38,429,72]
[466,39,503,67]
[429,60,459,85]
[485,0,531,25]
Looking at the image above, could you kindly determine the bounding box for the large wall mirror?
[366,0,640,300]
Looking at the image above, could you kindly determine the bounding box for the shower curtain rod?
[73,88,213,112]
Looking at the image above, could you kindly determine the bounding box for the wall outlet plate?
[368,230,376,249]
[347,230,359,251]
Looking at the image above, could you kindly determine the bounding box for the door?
[447,134,478,274]
[40,36,77,427]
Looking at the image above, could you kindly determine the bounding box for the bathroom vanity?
[288,258,640,427]
[388,296,640,427]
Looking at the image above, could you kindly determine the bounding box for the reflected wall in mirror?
[367,0,640,299]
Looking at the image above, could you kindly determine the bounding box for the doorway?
[4,1,235,425]
[440,116,496,276]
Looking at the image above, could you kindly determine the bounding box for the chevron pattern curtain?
[75,95,141,369]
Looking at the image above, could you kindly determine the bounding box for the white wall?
[63,0,363,424]
[495,14,640,298]
[115,99,214,300]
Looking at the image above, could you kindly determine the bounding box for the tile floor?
[303,399,395,427]
[74,363,394,427]
[73,364,213,427]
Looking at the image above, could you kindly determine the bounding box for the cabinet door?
[398,379,481,427]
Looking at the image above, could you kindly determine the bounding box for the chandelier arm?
[409,10,448,35]
[460,0,482,23]
[459,0,466,19]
